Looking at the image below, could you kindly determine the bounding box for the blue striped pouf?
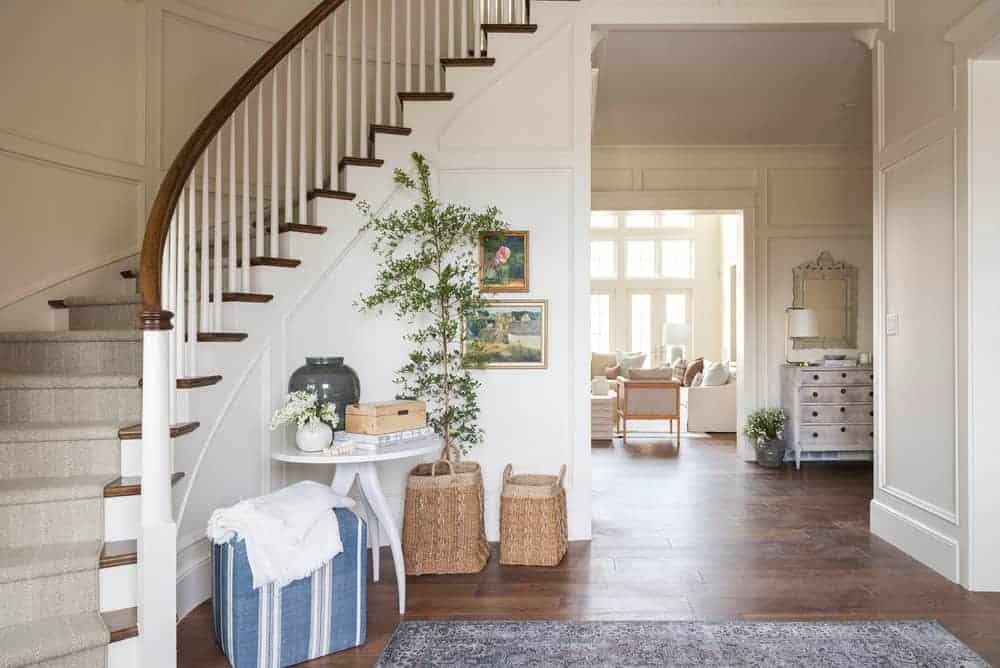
[212,508,367,668]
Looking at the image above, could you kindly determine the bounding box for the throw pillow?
[683,357,704,386]
[701,360,731,387]
[616,351,646,375]
[691,372,704,387]
[604,365,621,380]
[627,368,675,381]
[591,352,617,379]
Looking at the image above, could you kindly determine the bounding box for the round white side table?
[271,436,439,614]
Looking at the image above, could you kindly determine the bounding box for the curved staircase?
[0,1,577,666]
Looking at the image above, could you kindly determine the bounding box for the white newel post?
[139,312,178,668]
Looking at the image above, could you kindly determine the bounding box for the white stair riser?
[0,439,120,478]
[119,440,142,478]
[0,341,141,375]
[107,637,138,668]
[0,387,140,424]
[100,563,137,612]
[0,498,102,548]
[0,570,98,626]
[104,495,140,543]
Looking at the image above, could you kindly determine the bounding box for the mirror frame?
[792,251,858,349]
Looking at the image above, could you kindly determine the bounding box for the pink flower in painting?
[494,246,511,265]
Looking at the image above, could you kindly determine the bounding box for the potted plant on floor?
[357,152,505,574]
[745,407,787,467]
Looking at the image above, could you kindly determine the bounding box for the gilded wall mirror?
[792,251,858,349]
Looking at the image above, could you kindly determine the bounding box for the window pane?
[661,240,693,278]
[665,293,687,324]
[662,212,695,229]
[590,294,611,353]
[625,212,656,228]
[590,241,616,278]
[591,212,617,228]
[631,294,652,356]
[626,240,656,277]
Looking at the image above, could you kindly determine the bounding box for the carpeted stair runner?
[0,289,141,667]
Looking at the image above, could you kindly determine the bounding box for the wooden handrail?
[137,0,345,328]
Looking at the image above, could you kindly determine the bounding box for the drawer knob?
[869,391,873,397]
[813,374,820,381]
[812,411,818,417]
[870,374,874,381]
[841,388,847,395]
[812,392,818,398]
[812,432,819,438]
[840,427,846,433]
[840,407,846,413]
[869,432,874,437]
[841,372,847,378]
[869,411,874,417]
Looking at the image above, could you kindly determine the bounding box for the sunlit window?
[591,294,611,353]
[661,240,693,278]
[591,212,618,229]
[625,212,656,228]
[662,212,695,229]
[626,240,656,277]
[665,293,687,324]
[590,241,616,278]
[631,294,652,356]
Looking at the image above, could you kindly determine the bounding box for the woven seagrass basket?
[402,460,489,575]
[499,464,568,567]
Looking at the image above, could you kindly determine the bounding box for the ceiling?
[592,30,872,146]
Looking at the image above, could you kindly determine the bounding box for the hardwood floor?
[177,432,1000,666]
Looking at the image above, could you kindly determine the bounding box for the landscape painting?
[479,231,529,293]
[463,300,548,369]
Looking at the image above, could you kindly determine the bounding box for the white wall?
[593,145,874,408]
[868,0,982,588]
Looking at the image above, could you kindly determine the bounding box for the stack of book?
[333,426,434,450]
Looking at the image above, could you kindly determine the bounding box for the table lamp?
[785,307,817,366]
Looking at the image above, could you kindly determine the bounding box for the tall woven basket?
[499,464,568,567]
[402,460,489,575]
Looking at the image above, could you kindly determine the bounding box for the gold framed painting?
[479,231,529,293]
[463,300,548,369]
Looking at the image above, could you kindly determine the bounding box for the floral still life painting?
[464,300,547,369]
[479,231,529,292]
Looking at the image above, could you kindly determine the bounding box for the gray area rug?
[376,620,990,667]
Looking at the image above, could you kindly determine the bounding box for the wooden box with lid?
[345,400,427,435]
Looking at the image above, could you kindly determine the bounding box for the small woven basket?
[402,460,490,575]
[499,464,568,567]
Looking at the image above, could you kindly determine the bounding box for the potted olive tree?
[745,408,787,467]
[357,152,505,574]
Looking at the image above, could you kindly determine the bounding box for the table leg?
[357,493,381,583]
[357,463,406,614]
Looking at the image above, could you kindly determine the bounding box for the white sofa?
[683,379,737,433]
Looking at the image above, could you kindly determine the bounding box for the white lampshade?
[787,308,818,338]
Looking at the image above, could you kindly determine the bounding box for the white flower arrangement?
[270,391,338,430]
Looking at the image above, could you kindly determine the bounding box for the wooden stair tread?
[102,607,138,643]
[118,421,200,440]
[140,375,222,389]
[483,23,538,33]
[307,188,356,201]
[219,292,274,303]
[197,332,248,342]
[47,300,67,309]
[99,540,137,569]
[176,375,223,389]
[338,156,384,170]
[248,256,301,268]
[279,223,327,235]
[398,91,455,102]
[369,124,413,136]
[441,57,496,67]
[104,472,185,498]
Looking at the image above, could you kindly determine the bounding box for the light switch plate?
[886,313,899,336]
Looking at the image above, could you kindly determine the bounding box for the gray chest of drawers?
[780,365,875,469]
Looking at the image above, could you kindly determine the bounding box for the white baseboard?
[176,536,212,620]
[870,498,959,582]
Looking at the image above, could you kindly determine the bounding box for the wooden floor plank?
[177,434,1000,666]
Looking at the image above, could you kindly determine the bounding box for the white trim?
[870,498,960,582]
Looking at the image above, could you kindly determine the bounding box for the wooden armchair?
[615,377,681,445]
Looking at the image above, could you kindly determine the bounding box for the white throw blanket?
[206,481,356,589]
